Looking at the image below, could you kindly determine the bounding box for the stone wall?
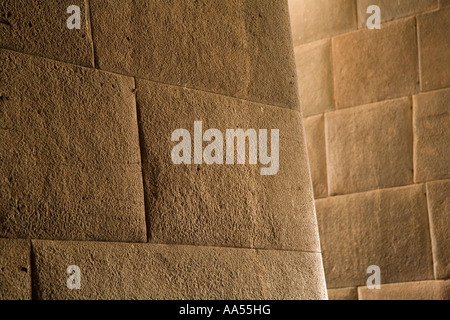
[0,1,327,299]
[289,0,449,300]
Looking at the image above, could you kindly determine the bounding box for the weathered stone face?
[0,1,325,300]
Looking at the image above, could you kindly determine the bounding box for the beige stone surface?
[327,287,358,300]
[419,8,450,91]
[332,18,419,109]
[0,49,146,242]
[0,239,31,300]
[294,40,334,117]
[0,0,94,67]
[32,240,327,300]
[136,79,319,252]
[289,0,356,45]
[326,97,413,195]
[413,88,450,182]
[304,114,327,198]
[89,0,299,110]
[358,280,450,300]
[316,185,434,289]
[357,0,438,27]
[426,180,450,280]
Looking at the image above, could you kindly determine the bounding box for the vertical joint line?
[86,0,98,68]
[133,77,151,242]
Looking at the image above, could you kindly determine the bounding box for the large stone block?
[332,17,419,109]
[32,240,327,300]
[0,49,146,242]
[289,0,357,45]
[413,88,450,182]
[327,287,358,300]
[136,79,319,252]
[304,114,328,198]
[357,0,438,27]
[358,280,450,300]
[418,7,450,91]
[0,239,31,300]
[426,180,450,279]
[316,185,434,288]
[89,0,299,110]
[442,0,450,8]
[0,0,94,67]
[326,97,413,195]
[294,39,334,117]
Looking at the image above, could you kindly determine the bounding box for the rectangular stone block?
[136,79,320,252]
[413,88,450,182]
[294,39,334,117]
[326,97,413,195]
[327,287,358,300]
[304,114,328,198]
[0,49,146,242]
[89,0,299,110]
[418,8,450,91]
[357,0,438,28]
[289,0,357,45]
[316,185,434,288]
[426,180,450,279]
[0,239,31,300]
[0,0,94,67]
[332,18,419,109]
[32,240,327,300]
[358,280,450,300]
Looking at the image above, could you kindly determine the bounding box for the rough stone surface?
[0,0,94,67]
[294,39,334,117]
[289,0,356,45]
[327,287,358,300]
[326,97,413,195]
[89,0,299,110]
[332,18,419,109]
[0,239,31,300]
[136,79,319,252]
[32,240,327,300]
[413,88,450,182]
[426,180,450,280]
[358,280,450,300]
[418,8,450,91]
[316,185,434,288]
[442,0,450,8]
[0,49,146,242]
[357,0,438,27]
[304,114,327,198]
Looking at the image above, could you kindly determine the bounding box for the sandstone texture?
[326,97,413,195]
[358,280,450,300]
[413,88,450,182]
[304,114,327,198]
[332,18,419,109]
[0,49,146,242]
[32,240,327,300]
[418,8,450,91]
[426,180,450,279]
[136,79,319,252]
[357,0,438,27]
[89,0,299,110]
[289,0,356,45]
[294,39,334,116]
[327,287,358,300]
[0,239,31,300]
[316,185,433,288]
[0,0,94,67]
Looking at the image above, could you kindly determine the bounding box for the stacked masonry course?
[0,1,327,299]
[289,0,449,300]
